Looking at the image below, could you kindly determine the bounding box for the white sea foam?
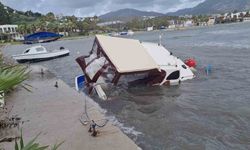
[206,30,243,35]
[106,115,143,138]
[194,41,250,49]
[83,93,143,140]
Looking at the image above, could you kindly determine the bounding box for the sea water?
[3,22,250,150]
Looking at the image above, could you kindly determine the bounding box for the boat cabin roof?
[141,42,177,67]
[23,45,47,54]
[96,35,159,73]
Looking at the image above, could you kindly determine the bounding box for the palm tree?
[17,24,27,35]
[0,53,29,107]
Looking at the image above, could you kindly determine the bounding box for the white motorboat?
[76,35,194,100]
[12,45,70,63]
[119,30,134,36]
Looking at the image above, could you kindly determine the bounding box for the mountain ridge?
[167,0,250,16]
[99,8,164,21]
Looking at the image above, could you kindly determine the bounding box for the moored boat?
[12,45,70,63]
[24,32,63,44]
[119,30,134,36]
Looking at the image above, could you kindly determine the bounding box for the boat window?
[36,47,45,52]
[24,49,30,53]
[167,71,180,80]
[182,65,187,69]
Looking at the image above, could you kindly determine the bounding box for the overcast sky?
[0,0,204,17]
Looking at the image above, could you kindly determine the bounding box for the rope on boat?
[79,85,109,128]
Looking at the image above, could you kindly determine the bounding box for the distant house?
[223,13,230,20]
[168,24,176,29]
[230,12,247,19]
[147,26,154,31]
[198,22,207,26]
[0,24,18,34]
[89,16,99,22]
[0,24,24,41]
[183,20,193,27]
[180,15,193,19]
[243,17,250,22]
[207,17,215,25]
[97,20,124,27]
[77,17,85,22]
[168,20,176,29]
[142,16,156,20]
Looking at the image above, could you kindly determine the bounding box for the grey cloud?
[0,0,204,17]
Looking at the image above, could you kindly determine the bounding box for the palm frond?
[0,64,29,92]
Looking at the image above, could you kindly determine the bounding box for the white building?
[168,24,176,29]
[243,17,250,22]
[77,17,85,22]
[0,24,18,34]
[207,17,215,25]
[147,26,154,31]
[142,16,156,20]
[183,20,193,27]
[230,12,247,19]
[0,24,24,41]
[167,20,176,29]
[97,20,123,27]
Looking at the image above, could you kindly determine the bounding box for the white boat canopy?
[96,35,160,73]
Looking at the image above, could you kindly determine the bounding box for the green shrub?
[15,131,64,150]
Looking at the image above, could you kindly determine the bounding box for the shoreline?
[2,21,250,46]
[0,65,140,150]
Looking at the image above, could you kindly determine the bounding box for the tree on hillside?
[47,22,59,32]
[246,11,250,17]
[127,18,143,30]
[82,21,90,34]
[35,19,47,32]
[45,12,56,22]
[24,10,42,18]
[0,2,11,25]
[17,24,27,34]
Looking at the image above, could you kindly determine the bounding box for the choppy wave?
[3,22,250,150]
[84,93,143,141]
[206,29,244,35]
[194,41,250,49]
[106,115,143,141]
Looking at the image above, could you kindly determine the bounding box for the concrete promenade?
[0,65,139,150]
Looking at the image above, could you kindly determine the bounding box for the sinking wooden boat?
[76,35,194,100]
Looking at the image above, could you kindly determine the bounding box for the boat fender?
[185,58,197,68]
